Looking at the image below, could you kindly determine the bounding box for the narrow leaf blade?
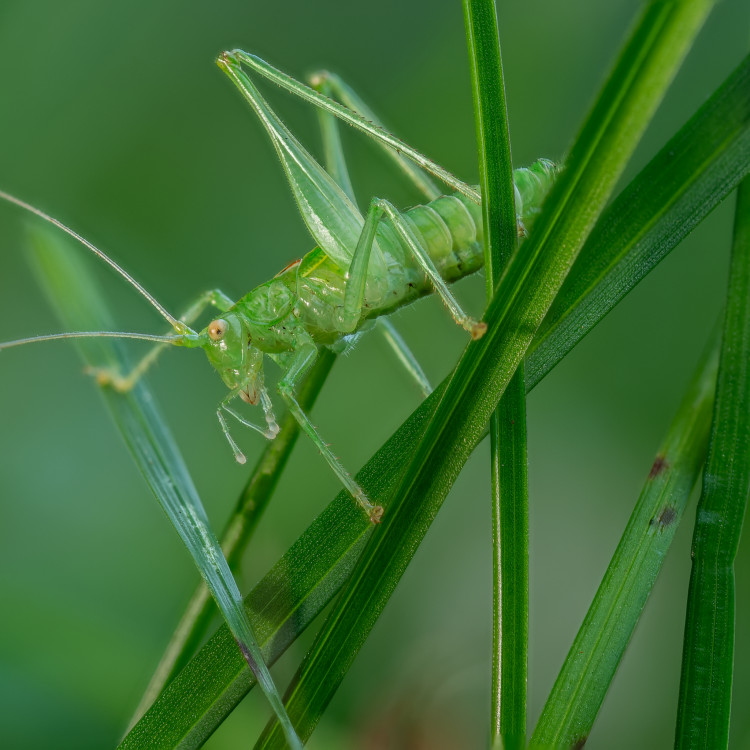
[530,332,719,747]
[675,177,750,749]
[463,1,527,747]
[27,228,302,749]
[528,53,750,389]
[255,2,715,746]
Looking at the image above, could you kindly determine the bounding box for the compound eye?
[208,319,228,342]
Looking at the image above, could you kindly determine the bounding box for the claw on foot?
[265,418,280,439]
[355,489,383,524]
[85,366,132,392]
[471,321,488,340]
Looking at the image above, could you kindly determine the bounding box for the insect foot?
[353,488,384,524]
[368,504,384,524]
[85,366,134,392]
[471,321,488,340]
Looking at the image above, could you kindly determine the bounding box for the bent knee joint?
[278,381,295,399]
[336,309,360,334]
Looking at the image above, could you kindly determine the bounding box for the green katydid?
[0,50,556,525]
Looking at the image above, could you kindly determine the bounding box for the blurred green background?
[0,1,748,747]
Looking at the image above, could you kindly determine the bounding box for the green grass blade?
[491,371,528,750]
[121,108,740,738]
[463,0,515,292]
[119,16,742,743]
[463,1,527,747]
[675,178,750,749]
[26,228,302,750]
[253,3,714,746]
[129,350,335,726]
[528,53,750,389]
[530,332,720,748]
[119,386,441,748]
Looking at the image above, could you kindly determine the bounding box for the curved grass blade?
[528,53,750,389]
[675,178,750,749]
[463,1,527,747]
[253,3,715,746]
[129,350,335,726]
[26,227,302,750]
[530,331,720,748]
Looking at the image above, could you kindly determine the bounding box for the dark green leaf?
[463,1,527,747]
[675,177,750,749]
[528,53,750,389]
[255,2,715,746]
[530,331,719,747]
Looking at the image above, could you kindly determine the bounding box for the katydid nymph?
[0,50,557,524]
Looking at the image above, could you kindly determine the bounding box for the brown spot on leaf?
[571,737,588,749]
[650,505,677,529]
[658,506,677,527]
[648,455,669,478]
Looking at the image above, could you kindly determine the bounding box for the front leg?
[278,339,383,523]
[217,385,280,465]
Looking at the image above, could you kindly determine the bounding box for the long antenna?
[0,331,187,352]
[0,189,192,334]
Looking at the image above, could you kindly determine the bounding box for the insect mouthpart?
[239,385,260,406]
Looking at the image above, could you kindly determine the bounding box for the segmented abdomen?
[369,157,559,317]
[513,157,558,231]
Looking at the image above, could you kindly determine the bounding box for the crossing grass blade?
[117,10,750,743]
[528,52,750,389]
[530,331,719,748]
[463,1,527,748]
[26,226,303,750]
[118,386,440,748]
[675,177,750,749]
[128,350,335,726]
[252,2,716,746]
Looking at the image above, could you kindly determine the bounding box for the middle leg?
[379,318,433,398]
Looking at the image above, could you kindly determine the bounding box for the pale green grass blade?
[253,3,715,746]
[463,1,527,747]
[528,53,750,389]
[26,227,302,750]
[129,350,335,726]
[119,385,440,748]
[675,178,750,749]
[530,331,719,748]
